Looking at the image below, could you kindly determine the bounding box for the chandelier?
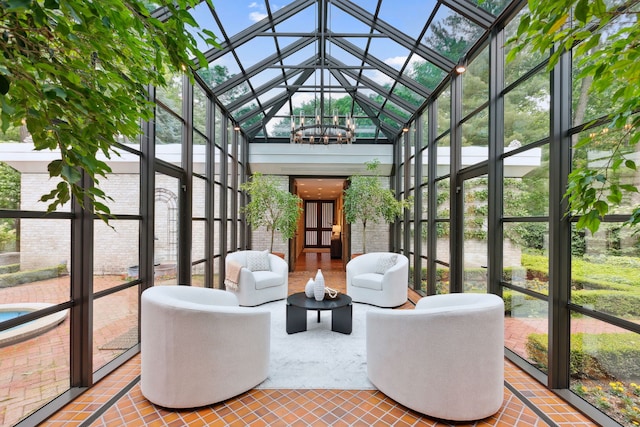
[290,111,356,144]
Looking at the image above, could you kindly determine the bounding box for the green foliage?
[0,263,66,287]
[0,263,18,275]
[572,291,640,318]
[508,0,640,233]
[0,162,19,208]
[527,332,640,380]
[344,159,413,253]
[0,0,219,220]
[240,173,302,253]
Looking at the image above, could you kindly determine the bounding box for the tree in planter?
[344,159,412,254]
[240,173,302,253]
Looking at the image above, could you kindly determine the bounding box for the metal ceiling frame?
[187,0,500,142]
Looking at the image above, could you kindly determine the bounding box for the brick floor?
[0,253,600,426]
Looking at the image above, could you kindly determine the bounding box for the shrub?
[572,291,640,318]
[0,264,66,288]
[527,332,640,380]
[0,263,19,275]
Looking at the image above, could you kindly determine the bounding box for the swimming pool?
[0,303,68,347]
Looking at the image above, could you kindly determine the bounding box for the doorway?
[292,177,346,269]
[304,200,334,248]
[454,167,489,293]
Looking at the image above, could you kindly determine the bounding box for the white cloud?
[248,2,259,8]
[384,56,407,68]
[249,11,268,22]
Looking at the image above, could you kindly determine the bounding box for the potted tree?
[240,173,302,255]
[344,159,412,254]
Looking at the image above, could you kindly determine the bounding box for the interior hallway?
[43,251,597,426]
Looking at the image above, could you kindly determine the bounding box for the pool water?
[0,311,29,322]
[0,311,31,332]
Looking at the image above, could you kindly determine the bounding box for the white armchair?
[141,286,270,409]
[224,250,288,306]
[346,252,408,307]
[366,293,504,421]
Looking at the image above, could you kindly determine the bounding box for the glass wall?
[0,61,244,425]
[400,3,639,425]
[568,41,640,421]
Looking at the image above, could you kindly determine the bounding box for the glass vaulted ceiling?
[190,0,509,142]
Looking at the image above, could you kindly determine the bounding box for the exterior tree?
[509,0,640,233]
[240,173,303,253]
[0,0,219,219]
[344,159,413,254]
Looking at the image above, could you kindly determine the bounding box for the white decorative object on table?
[314,269,325,301]
[305,278,315,298]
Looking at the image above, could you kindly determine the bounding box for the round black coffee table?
[286,292,352,335]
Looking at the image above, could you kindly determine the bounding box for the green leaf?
[0,74,9,95]
[574,0,589,23]
[548,14,569,35]
[47,160,63,177]
[61,164,82,184]
[6,0,32,10]
[625,160,637,171]
[592,0,606,16]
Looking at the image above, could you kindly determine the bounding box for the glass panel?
[192,263,205,287]
[93,286,138,371]
[193,176,206,218]
[156,72,183,115]
[569,315,640,425]
[100,157,141,216]
[213,221,221,256]
[504,9,548,86]
[226,219,233,252]
[192,219,205,263]
[463,175,488,293]
[503,146,549,217]
[470,0,510,15]
[435,262,449,294]
[214,107,224,147]
[503,222,550,294]
[436,136,450,178]
[421,109,429,147]
[0,313,70,426]
[193,133,207,176]
[1,153,70,212]
[378,1,426,40]
[154,173,179,286]
[421,186,428,221]
[214,145,222,183]
[572,123,640,215]
[462,47,489,117]
[571,13,636,127]
[424,5,483,62]
[437,87,450,137]
[409,155,415,191]
[461,108,488,163]
[571,224,640,319]
[193,84,207,133]
[5,219,71,305]
[407,55,447,93]
[155,106,183,165]
[504,69,550,147]
[0,161,20,213]
[94,220,139,283]
[436,178,450,219]
[213,255,221,288]
[504,286,549,367]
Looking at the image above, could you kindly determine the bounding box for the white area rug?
[256,299,383,390]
